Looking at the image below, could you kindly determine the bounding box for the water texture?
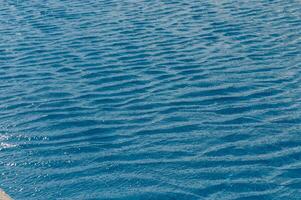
[1,0,301,199]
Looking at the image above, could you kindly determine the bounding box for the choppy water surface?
[1,0,301,199]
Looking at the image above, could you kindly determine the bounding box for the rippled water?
[1,0,301,199]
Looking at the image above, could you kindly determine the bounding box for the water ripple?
[1,0,301,199]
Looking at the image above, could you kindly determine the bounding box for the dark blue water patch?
[1,0,301,199]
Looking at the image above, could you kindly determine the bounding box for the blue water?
[1,0,301,199]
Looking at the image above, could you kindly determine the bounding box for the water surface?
[1,0,301,199]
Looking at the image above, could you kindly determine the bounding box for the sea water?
[1,1,301,199]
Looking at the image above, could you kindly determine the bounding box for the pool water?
[1,0,301,199]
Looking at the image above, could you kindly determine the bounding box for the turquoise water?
[1,0,301,199]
